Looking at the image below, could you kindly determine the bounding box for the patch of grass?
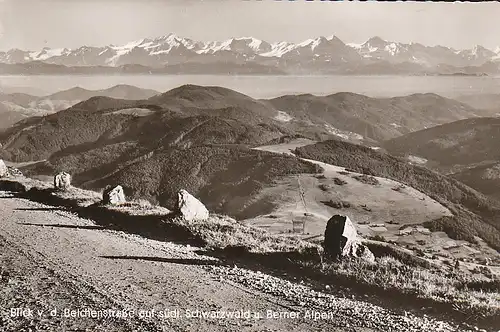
[370,234,387,242]
[317,257,500,319]
[177,215,317,254]
[366,241,432,269]
[321,200,351,209]
[352,174,380,185]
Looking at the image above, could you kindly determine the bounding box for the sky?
[0,0,499,52]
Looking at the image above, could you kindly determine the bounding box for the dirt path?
[0,191,374,332]
[0,189,474,331]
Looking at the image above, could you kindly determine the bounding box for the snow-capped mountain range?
[348,37,499,67]
[1,33,499,73]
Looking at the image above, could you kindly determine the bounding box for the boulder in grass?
[102,185,126,205]
[323,214,375,263]
[175,189,209,221]
[0,160,8,178]
[54,172,71,191]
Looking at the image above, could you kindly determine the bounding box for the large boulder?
[175,189,209,221]
[102,185,126,205]
[0,160,8,178]
[323,215,375,263]
[54,172,71,191]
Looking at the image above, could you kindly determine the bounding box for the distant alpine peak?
[365,36,388,46]
[0,33,499,69]
[471,44,494,55]
[156,33,178,40]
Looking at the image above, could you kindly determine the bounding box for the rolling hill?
[45,85,160,101]
[3,85,500,247]
[264,92,483,142]
[456,94,500,111]
[294,139,500,252]
[1,84,487,144]
[383,117,500,172]
[452,163,500,201]
[0,85,160,130]
[0,86,324,218]
[0,101,52,130]
[383,117,500,201]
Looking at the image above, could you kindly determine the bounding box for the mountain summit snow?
[0,33,500,67]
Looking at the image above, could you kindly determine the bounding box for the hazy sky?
[0,0,499,51]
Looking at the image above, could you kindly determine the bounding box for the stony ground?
[0,191,488,332]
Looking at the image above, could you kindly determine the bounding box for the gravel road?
[0,191,480,332]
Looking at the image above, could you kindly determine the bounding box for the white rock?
[399,228,413,236]
[54,171,71,190]
[103,185,126,205]
[0,159,8,178]
[175,189,209,221]
[7,167,23,177]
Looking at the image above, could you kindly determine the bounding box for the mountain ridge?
[2,34,499,75]
[0,85,161,130]
[1,84,491,144]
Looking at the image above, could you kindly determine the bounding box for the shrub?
[369,234,386,242]
[353,174,380,185]
[333,177,348,185]
[318,184,331,192]
[392,184,406,192]
[321,200,351,209]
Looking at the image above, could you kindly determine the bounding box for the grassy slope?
[295,139,500,251]
[79,145,322,219]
